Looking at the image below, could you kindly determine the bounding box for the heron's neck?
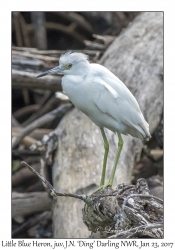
[71,61,90,76]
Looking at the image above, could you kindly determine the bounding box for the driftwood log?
[51,12,163,238]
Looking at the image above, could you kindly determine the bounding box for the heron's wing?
[92,77,128,115]
[92,78,119,114]
[88,64,150,139]
[92,77,149,137]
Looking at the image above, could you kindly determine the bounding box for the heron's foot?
[91,183,112,195]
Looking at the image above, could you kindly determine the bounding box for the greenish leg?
[108,132,123,186]
[100,128,109,186]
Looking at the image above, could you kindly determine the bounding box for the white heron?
[37,51,151,189]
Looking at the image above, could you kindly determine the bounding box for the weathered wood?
[12,48,102,91]
[12,211,51,238]
[12,127,52,140]
[84,35,115,50]
[52,12,163,238]
[12,115,21,127]
[12,192,52,218]
[12,69,62,91]
[12,132,37,148]
[12,103,72,148]
[83,179,163,238]
[12,47,101,61]
[22,161,163,239]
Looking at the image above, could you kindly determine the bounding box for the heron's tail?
[124,117,151,140]
[134,113,151,141]
[138,119,151,140]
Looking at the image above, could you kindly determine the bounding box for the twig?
[18,12,31,47]
[92,34,115,45]
[13,104,39,120]
[12,115,21,127]
[12,149,40,157]
[27,22,86,43]
[84,40,107,50]
[13,12,23,47]
[46,22,86,43]
[22,89,30,105]
[12,163,40,186]
[22,95,61,127]
[21,161,90,204]
[22,92,53,127]
[55,12,94,33]
[12,103,72,148]
[90,189,163,201]
[122,193,163,211]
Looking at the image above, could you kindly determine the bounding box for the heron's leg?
[100,128,109,186]
[108,132,123,186]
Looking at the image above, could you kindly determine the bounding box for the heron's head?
[37,51,90,78]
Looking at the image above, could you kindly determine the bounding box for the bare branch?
[12,104,72,148]
[21,161,89,203]
[122,193,163,211]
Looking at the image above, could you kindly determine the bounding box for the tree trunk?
[52,12,163,238]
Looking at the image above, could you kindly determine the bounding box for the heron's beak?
[36,66,63,78]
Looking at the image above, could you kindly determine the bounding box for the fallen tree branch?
[12,69,62,91]
[13,104,40,120]
[55,12,94,34]
[12,103,72,148]
[12,127,52,140]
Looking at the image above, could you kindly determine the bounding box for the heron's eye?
[66,63,72,69]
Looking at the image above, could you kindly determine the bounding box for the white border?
[1,0,175,247]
